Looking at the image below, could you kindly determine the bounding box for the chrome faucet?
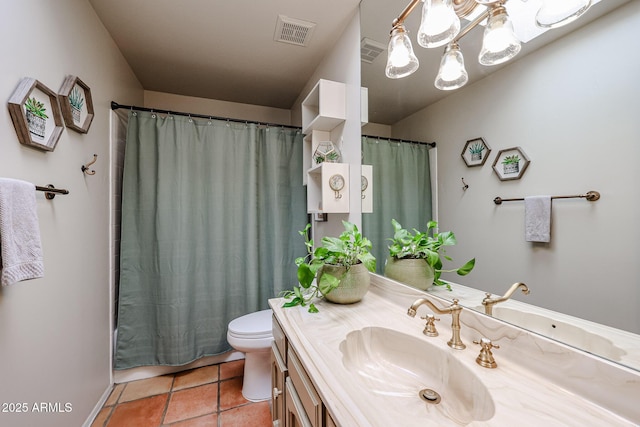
[482,282,530,315]
[407,297,465,350]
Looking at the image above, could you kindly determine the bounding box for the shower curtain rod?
[110,101,302,130]
[362,134,436,148]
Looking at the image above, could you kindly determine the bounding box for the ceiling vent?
[274,15,316,47]
[361,38,386,64]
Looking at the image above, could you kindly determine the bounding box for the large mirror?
[360,0,640,371]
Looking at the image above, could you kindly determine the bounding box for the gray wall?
[0,1,143,426]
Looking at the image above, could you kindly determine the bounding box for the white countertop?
[270,275,640,426]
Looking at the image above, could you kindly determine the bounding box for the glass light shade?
[478,6,521,66]
[434,43,468,91]
[385,26,419,79]
[536,0,593,29]
[417,0,461,48]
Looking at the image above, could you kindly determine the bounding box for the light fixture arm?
[451,8,490,44]
[392,0,423,29]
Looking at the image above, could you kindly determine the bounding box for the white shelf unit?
[301,79,346,134]
[306,162,350,214]
[302,79,350,214]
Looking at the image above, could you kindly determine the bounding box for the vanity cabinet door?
[287,348,323,427]
[285,377,312,427]
[271,342,287,427]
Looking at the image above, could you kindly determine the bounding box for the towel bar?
[493,191,600,205]
[35,184,69,200]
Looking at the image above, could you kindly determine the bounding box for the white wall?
[391,2,640,333]
[0,1,143,426]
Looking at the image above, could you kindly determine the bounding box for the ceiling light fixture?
[386,0,594,90]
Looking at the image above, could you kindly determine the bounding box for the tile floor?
[91,360,272,427]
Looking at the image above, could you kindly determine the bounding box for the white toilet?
[227,309,274,402]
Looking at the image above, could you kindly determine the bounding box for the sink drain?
[419,388,441,404]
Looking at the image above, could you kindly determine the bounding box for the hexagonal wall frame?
[461,137,491,167]
[8,77,64,152]
[492,146,530,181]
[58,75,94,134]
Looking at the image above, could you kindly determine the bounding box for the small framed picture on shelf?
[461,137,491,167]
[58,75,94,134]
[492,146,530,181]
[7,77,65,152]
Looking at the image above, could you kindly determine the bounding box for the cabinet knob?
[273,387,283,398]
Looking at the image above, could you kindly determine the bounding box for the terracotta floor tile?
[165,413,218,426]
[173,365,219,391]
[219,377,247,410]
[163,383,218,424]
[219,359,244,380]
[105,383,126,406]
[91,406,112,427]
[120,375,174,403]
[106,394,168,427]
[219,401,271,427]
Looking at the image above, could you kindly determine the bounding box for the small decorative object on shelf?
[492,146,530,181]
[329,174,345,199]
[361,175,369,199]
[8,77,65,152]
[313,141,341,164]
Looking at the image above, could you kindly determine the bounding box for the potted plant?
[502,154,520,174]
[384,219,475,291]
[282,221,376,312]
[24,96,48,139]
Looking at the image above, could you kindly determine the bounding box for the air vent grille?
[274,15,316,47]
[361,38,386,64]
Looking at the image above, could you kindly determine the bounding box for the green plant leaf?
[318,272,340,295]
[456,258,476,276]
[297,264,315,288]
[308,303,319,313]
[358,252,376,272]
[439,231,457,246]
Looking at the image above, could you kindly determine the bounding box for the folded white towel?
[525,196,552,243]
[0,178,44,286]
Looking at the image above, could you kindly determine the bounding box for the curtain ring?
[151,109,156,119]
[188,114,193,123]
[208,117,212,125]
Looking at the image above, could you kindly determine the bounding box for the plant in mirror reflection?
[387,219,475,290]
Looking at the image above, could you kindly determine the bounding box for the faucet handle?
[420,314,440,337]
[473,338,500,369]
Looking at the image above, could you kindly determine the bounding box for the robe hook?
[81,154,98,175]
[462,178,469,191]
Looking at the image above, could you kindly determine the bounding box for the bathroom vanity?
[269,275,640,426]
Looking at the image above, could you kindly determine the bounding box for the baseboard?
[82,384,113,427]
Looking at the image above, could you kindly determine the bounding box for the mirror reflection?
[360,0,640,371]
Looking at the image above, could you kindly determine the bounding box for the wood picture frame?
[492,146,530,181]
[7,77,65,152]
[461,137,491,167]
[58,75,94,133]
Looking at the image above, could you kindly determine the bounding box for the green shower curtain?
[115,111,307,369]
[362,136,433,274]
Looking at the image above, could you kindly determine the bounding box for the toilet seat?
[228,309,272,339]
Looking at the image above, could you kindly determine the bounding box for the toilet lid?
[228,309,273,339]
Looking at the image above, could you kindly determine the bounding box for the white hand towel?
[0,178,44,286]
[525,196,552,243]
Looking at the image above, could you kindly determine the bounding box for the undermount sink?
[488,306,627,361]
[339,327,495,425]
